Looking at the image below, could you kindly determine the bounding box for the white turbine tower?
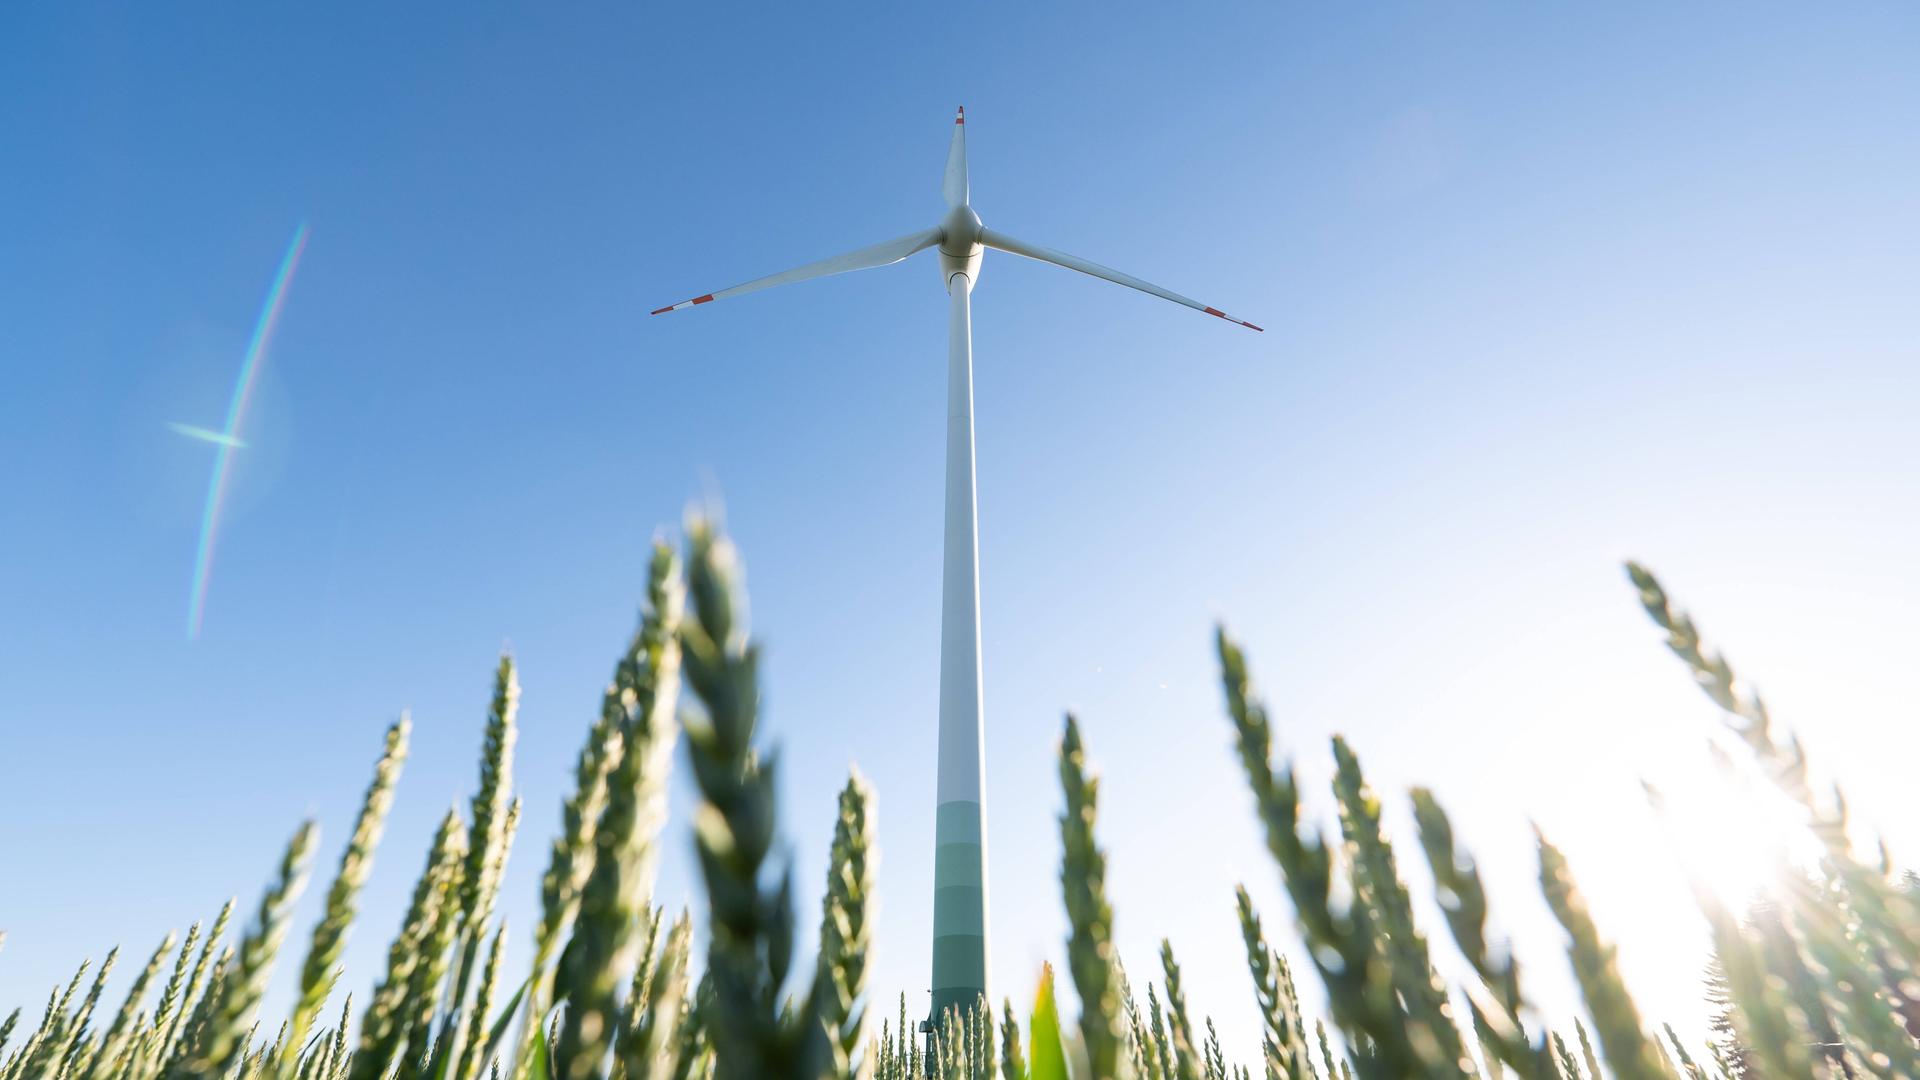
[652,106,1260,1048]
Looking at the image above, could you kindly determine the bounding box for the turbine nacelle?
[938,204,984,287]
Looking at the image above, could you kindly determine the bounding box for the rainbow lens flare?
[182,224,310,639]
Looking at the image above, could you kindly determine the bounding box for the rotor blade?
[944,106,968,208]
[651,227,944,314]
[979,227,1262,331]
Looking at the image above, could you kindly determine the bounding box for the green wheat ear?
[1407,788,1554,1078]
[1202,1017,1225,1080]
[80,932,173,1080]
[1114,961,1145,1080]
[554,540,684,1080]
[1329,736,1468,1079]
[397,808,469,1080]
[1057,715,1126,1080]
[679,514,813,1080]
[188,821,319,1079]
[1626,562,1844,844]
[284,717,410,1073]
[811,770,876,1080]
[37,947,114,1080]
[166,945,232,1078]
[465,659,522,930]
[326,994,352,1080]
[618,910,692,1080]
[1146,981,1169,1080]
[998,997,1025,1080]
[350,807,466,1080]
[150,920,201,1044]
[1215,628,1418,1077]
[66,947,123,1077]
[623,904,666,1049]
[455,921,508,1080]
[157,898,233,1073]
[1157,942,1201,1080]
[441,658,521,1080]
[56,957,95,1024]
[1232,886,1310,1080]
[437,657,522,1080]
[518,678,624,1080]
[1535,832,1664,1080]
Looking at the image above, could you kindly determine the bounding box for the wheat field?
[0,515,1909,1080]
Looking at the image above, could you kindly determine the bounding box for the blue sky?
[3,2,1918,1060]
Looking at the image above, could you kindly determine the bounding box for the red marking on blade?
[956,106,965,124]
[691,294,714,305]
[1242,322,1264,332]
[1204,306,1228,319]
[650,305,673,315]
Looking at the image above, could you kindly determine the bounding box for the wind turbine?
[652,106,1260,1044]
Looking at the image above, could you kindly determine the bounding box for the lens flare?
[185,224,310,639]
[166,422,248,449]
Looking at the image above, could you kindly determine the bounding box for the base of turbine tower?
[919,989,988,1077]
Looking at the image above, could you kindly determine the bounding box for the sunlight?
[1645,749,1814,918]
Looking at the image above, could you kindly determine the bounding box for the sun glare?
[1647,751,1815,917]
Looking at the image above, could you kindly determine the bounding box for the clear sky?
[3,2,1918,1061]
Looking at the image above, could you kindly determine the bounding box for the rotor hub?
[939,204,983,257]
[939,205,984,286]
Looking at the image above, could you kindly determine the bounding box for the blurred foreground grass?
[2,517,1909,1080]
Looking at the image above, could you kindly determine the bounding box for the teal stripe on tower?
[930,799,987,1020]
